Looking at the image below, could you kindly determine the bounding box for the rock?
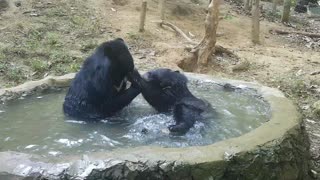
[312,100,320,117]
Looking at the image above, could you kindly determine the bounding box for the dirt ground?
[1,0,320,177]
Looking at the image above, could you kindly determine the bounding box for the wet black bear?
[128,68,212,135]
[63,38,140,120]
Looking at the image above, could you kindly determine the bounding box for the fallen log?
[270,29,320,38]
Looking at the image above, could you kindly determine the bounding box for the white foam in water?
[100,135,122,146]
[55,139,83,147]
[25,144,38,149]
[48,151,62,156]
[65,120,87,124]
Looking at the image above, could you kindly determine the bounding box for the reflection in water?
[0,81,270,156]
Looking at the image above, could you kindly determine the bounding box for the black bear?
[128,68,212,135]
[63,38,140,120]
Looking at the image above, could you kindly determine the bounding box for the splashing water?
[0,81,270,156]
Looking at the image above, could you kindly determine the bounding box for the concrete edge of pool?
[0,73,310,180]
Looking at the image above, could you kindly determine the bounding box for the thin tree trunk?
[139,0,147,32]
[244,0,250,11]
[252,0,260,44]
[249,0,253,10]
[159,0,165,21]
[272,0,277,14]
[192,0,220,66]
[281,0,291,23]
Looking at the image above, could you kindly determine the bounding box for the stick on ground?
[160,21,196,44]
[270,29,320,38]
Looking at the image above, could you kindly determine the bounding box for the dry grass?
[0,0,106,86]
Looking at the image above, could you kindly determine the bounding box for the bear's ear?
[115,38,124,42]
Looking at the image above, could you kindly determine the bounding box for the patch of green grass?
[274,74,308,97]
[6,66,27,83]
[127,32,139,40]
[49,51,74,64]
[0,0,106,86]
[69,63,81,72]
[224,14,233,20]
[80,40,98,53]
[45,32,62,47]
[2,47,28,58]
[27,59,49,73]
[27,28,44,41]
[44,6,68,18]
[71,16,87,26]
[0,63,7,73]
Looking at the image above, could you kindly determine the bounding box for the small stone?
[301,105,310,110]
[30,13,39,17]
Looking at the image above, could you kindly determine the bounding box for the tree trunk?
[139,0,147,32]
[281,0,291,23]
[192,0,220,66]
[251,0,260,44]
[159,0,166,21]
[244,0,250,11]
[249,0,253,10]
[272,0,277,14]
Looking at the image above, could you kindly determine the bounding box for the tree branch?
[159,21,197,44]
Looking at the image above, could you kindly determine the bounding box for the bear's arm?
[108,86,140,113]
[169,102,201,134]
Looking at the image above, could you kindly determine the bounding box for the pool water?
[0,80,270,157]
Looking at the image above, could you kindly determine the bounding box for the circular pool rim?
[0,73,306,179]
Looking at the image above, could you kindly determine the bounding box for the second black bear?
[63,38,140,120]
[128,68,211,135]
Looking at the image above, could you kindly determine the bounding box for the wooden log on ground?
[270,29,320,38]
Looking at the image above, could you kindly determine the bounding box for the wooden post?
[139,0,147,32]
[251,0,260,44]
[159,0,165,21]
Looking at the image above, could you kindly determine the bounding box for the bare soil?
[0,0,320,176]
